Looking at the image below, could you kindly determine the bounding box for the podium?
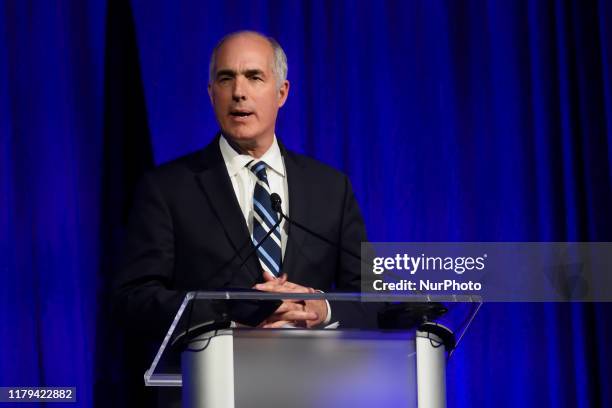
[145,292,480,408]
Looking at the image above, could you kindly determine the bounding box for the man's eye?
[250,76,263,81]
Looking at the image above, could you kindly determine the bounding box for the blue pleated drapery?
[1,1,611,406]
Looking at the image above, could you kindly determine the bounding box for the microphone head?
[270,193,282,213]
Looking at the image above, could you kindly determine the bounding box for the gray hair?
[208,31,288,89]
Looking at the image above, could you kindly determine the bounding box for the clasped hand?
[253,273,327,328]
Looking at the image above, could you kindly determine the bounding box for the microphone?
[269,195,449,332]
[269,193,360,260]
[237,214,283,271]
[271,192,282,213]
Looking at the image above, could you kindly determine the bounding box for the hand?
[253,274,328,328]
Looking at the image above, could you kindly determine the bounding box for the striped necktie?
[248,160,282,277]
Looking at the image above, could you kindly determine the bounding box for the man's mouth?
[230,110,253,117]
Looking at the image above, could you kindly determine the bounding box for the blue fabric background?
[2,0,612,406]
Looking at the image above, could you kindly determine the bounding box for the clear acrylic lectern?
[145,292,480,408]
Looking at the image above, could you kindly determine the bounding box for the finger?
[262,308,317,324]
[275,280,314,293]
[262,272,287,284]
[274,301,305,314]
[255,281,311,294]
[262,271,280,283]
[283,299,305,303]
[253,281,282,291]
[253,282,285,292]
[277,310,318,322]
[255,274,285,292]
[303,300,327,327]
[263,302,304,323]
[261,320,293,329]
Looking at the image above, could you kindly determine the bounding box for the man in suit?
[113,31,374,343]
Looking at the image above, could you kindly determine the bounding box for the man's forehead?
[217,33,274,59]
[214,36,274,73]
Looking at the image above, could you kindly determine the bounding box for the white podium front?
[145,292,480,408]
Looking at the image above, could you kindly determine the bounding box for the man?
[113,31,374,343]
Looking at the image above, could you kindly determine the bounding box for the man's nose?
[232,76,247,101]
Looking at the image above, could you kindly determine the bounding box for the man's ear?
[277,80,290,107]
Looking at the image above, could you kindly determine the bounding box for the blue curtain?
[1,1,107,406]
[2,0,611,406]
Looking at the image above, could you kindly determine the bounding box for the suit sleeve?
[112,173,225,340]
[329,176,380,328]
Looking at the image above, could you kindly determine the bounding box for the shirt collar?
[219,134,285,178]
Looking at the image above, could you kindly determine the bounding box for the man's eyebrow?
[215,69,236,78]
[215,68,266,79]
[244,69,265,77]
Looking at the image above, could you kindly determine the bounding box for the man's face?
[208,34,289,147]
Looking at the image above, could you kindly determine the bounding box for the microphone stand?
[270,193,361,261]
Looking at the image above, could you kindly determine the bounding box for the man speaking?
[113,31,373,341]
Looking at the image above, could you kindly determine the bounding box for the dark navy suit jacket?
[113,135,375,340]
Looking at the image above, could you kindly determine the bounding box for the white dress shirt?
[219,135,334,326]
[219,134,289,254]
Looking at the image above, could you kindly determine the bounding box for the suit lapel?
[280,142,311,279]
[194,137,262,283]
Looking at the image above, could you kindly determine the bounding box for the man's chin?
[222,130,273,149]
[223,132,257,146]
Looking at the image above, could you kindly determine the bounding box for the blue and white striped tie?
[248,160,282,277]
